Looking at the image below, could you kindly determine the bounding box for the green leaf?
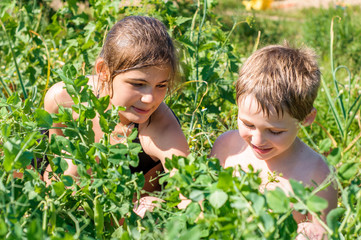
[266,188,290,213]
[217,171,233,191]
[91,94,110,114]
[108,154,123,165]
[74,75,88,89]
[7,93,21,107]
[247,193,265,215]
[208,190,228,209]
[319,138,332,153]
[3,140,16,171]
[26,219,43,239]
[63,64,77,80]
[34,109,53,128]
[128,142,142,155]
[52,157,69,174]
[189,190,205,202]
[0,217,8,237]
[1,124,10,138]
[127,128,138,142]
[24,169,40,180]
[52,182,65,196]
[61,175,74,187]
[290,179,308,200]
[326,207,345,231]
[175,17,191,26]
[179,225,203,240]
[77,164,89,178]
[327,148,341,165]
[99,115,109,133]
[306,195,328,212]
[230,196,248,210]
[84,108,96,119]
[261,212,275,233]
[109,144,128,155]
[338,162,359,180]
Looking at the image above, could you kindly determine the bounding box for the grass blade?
[330,16,345,119]
[0,19,28,99]
[345,96,361,134]
[0,76,11,98]
[321,76,344,138]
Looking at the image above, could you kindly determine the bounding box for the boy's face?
[237,95,301,162]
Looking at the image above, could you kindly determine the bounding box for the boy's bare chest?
[223,148,303,195]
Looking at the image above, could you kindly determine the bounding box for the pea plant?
[0,0,360,239]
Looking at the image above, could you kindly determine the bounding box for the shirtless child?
[211,44,337,239]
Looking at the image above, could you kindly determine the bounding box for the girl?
[44,16,189,192]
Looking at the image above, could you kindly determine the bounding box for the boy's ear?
[302,108,317,126]
[95,57,110,81]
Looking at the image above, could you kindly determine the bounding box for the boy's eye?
[269,130,284,135]
[240,120,254,128]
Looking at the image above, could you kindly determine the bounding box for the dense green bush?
[0,0,360,239]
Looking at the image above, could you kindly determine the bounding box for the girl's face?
[237,95,301,162]
[110,64,171,124]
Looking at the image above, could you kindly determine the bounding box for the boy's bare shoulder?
[295,142,332,186]
[211,130,245,165]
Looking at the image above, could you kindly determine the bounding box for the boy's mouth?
[251,144,273,154]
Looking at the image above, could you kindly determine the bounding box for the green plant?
[1,0,361,239]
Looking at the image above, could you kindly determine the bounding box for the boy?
[211,44,337,239]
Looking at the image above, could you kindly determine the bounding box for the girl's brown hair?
[98,16,178,96]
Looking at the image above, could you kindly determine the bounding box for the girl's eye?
[269,130,284,135]
[131,83,144,87]
[157,84,168,88]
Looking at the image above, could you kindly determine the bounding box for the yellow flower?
[243,0,273,11]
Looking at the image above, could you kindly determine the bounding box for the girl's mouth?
[132,106,151,114]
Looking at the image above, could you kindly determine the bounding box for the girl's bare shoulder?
[44,82,73,113]
[146,102,180,131]
[44,76,97,113]
[139,102,189,163]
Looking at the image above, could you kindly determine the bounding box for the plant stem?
[29,30,51,108]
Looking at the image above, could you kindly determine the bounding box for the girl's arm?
[43,82,79,183]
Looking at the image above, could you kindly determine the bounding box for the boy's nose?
[251,130,267,146]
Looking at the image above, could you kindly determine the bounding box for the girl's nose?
[141,89,154,103]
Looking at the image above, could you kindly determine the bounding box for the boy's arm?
[311,159,338,222]
[297,158,338,239]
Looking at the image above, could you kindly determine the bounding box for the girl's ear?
[95,57,110,81]
[302,107,317,126]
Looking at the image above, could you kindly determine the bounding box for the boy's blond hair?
[236,44,321,121]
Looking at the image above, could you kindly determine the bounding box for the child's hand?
[296,222,327,240]
[133,196,164,218]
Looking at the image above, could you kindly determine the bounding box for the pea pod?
[82,200,94,220]
[94,195,104,239]
[49,201,56,234]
